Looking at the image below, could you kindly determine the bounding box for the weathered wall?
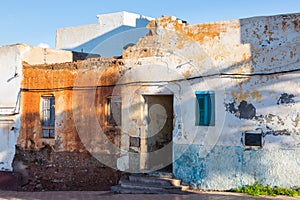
[56,11,152,56]
[22,45,73,65]
[5,12,299,191]
[16,58,123,190]
[0,44,73,171]
[120,13,300,189]
[19,58,122,151]
[0,45,22,171]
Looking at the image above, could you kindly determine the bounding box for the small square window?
[107,97,122,126]
[195,91,215,126]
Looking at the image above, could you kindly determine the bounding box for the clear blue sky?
[0,0,299,48]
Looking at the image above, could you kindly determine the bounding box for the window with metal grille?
[195,91,215,126]
[107,97,121,126]
[41,95,55,138]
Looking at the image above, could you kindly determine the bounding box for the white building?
[1,11,300,191]
[116,13,300,189]
[56,11,153,57]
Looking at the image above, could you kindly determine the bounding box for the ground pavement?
[0,191,300,200]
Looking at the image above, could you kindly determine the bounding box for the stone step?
[147,171,174,178]
[111,173,189,194]
[129,175,181,186]
[111,185,189,194]
[120,179,187,191]
[111,185,167,194]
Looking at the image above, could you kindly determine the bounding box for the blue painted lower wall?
[173,144,300,190]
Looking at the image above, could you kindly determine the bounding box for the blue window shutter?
[195,91,215,126]
[204,95,209,125]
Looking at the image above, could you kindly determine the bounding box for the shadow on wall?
[65,18,151,57]
[175,14,300,190]
[14,97,121,191]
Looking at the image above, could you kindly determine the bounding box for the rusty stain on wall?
[14,58,124,191]
[3,12,299,191]
[19,58,123,151]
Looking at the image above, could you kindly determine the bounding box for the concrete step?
[111,185,189,194]
[120,179,187,191]
[129,175,181,186]
[111,173,189,194]
[147,171,174,178]
[111,185,167,194]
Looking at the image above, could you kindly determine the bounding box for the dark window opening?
[107,97,122,126]
[129,136,140,147]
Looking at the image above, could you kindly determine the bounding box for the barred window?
[41,95,55,138]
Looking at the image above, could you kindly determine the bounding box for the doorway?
[142,95,173,172]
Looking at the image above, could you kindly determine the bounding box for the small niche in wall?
[244,132,263,147]
[130,137,140,148]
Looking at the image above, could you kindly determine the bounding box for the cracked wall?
[121,13,300,189]
[15,58,123,191]
[0,44,74,172]
[8,12,300,191]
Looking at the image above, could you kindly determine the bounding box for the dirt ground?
[10,145,121,191]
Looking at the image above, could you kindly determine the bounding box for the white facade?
[114,13,300,189]
[56,11,153,57]
[0,44,73,171]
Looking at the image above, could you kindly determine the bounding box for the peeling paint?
[19,58,123,151]
[277,93,295,105]
[250,90,262,102]
[292,113,300,127]
[265,129,291,136]
[238,101,256,119]
[225,100,256,120]
[3,12,299,191]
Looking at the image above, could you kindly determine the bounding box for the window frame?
[41,95,55,138]
[195,91,215,126]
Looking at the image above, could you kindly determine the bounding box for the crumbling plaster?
[0,44,73,171]
[19,58,122,153]
[119,13,300,189]
[5,12,300,190]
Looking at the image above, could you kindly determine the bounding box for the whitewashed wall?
[56,11,153,57]
[118,13,300,189]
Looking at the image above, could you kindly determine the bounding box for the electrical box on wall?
[243,130,263,147]
[245,133,262,146]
